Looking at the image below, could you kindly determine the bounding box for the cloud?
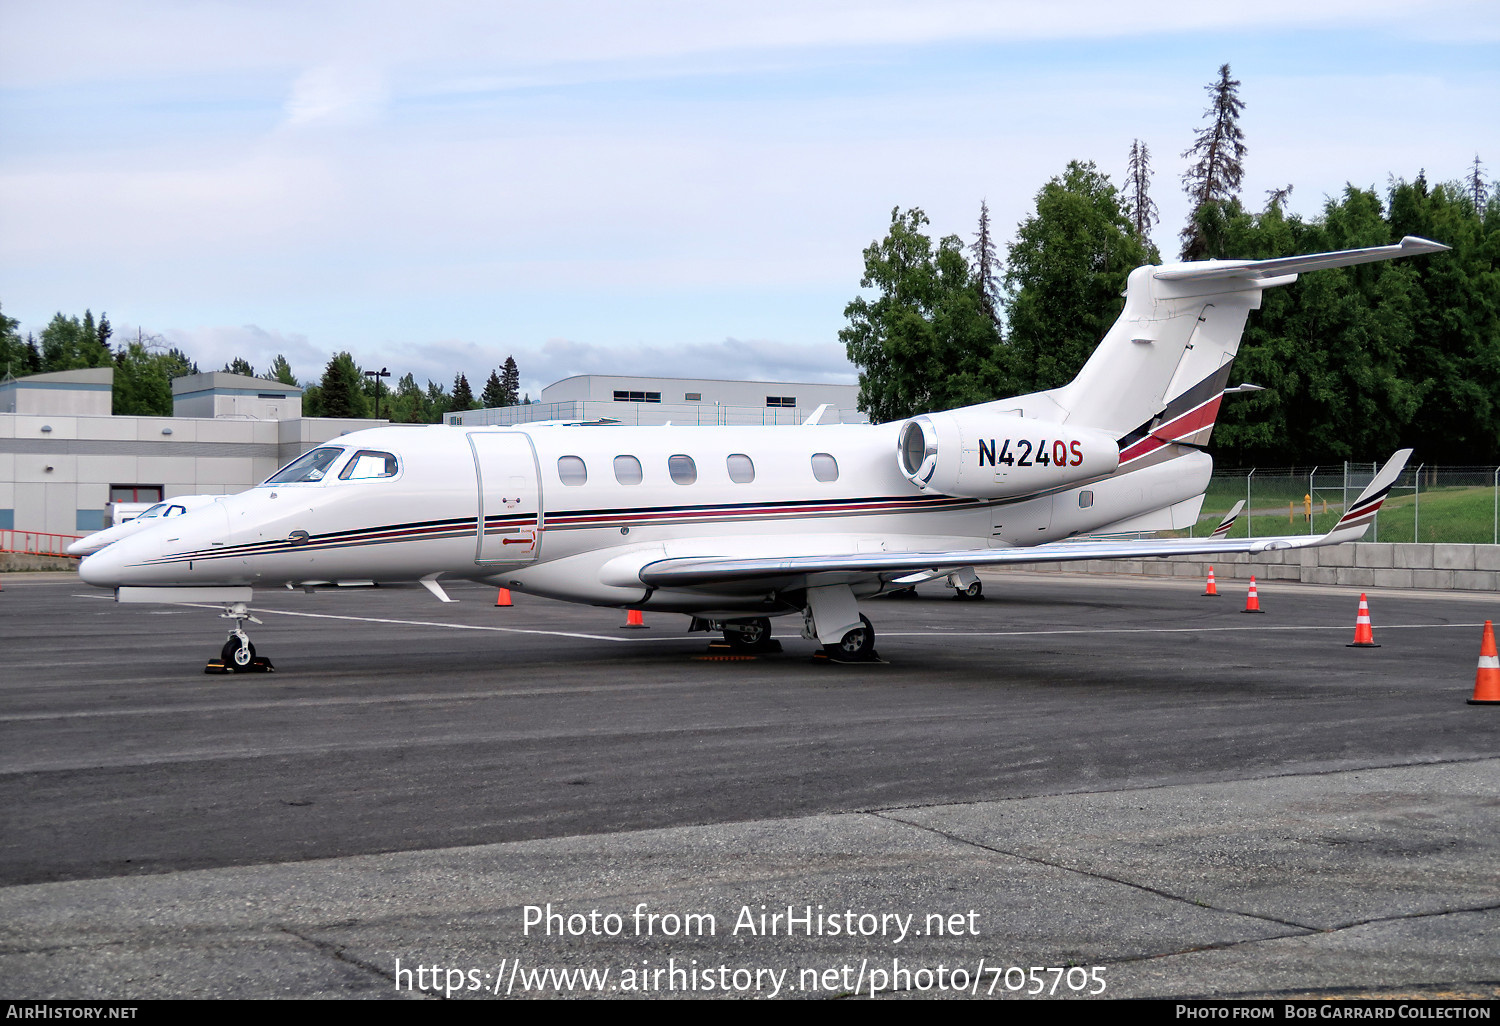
[283,65,388,128]
[157,324,326,382]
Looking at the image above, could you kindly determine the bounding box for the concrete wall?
[1013,542,1500,592]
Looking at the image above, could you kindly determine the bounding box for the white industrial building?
[447,374,866,427]
[3,370,867,539]
[1,369,372,537]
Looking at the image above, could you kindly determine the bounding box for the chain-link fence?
[1195,464,1500,544]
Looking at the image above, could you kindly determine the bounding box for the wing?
[637,451,1408,591]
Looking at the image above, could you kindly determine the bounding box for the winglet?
[1210,500,1246,538]
[1323,449,1412,543]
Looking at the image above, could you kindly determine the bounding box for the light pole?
[364,367,390,421]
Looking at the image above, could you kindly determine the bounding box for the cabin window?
[811,453,839,482]
[557,456,588,486]
[265,447,343,484]
[1078,490,1094,509]
[726,454,755,484]
[339,450,399,480]
[613,455,643,485]
[668,454,697,485]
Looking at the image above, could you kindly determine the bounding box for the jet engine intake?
[897,413,1119,498]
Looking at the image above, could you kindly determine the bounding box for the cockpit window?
[265,447,345,484]
[338,450,400,481]
[135,503,168,520]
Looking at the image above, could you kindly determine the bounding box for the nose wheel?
[207,602,275,674]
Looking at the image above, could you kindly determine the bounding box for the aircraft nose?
[79,502,231,589]
[78,544,124,587]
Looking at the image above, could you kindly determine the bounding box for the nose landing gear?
[206,601,275,674]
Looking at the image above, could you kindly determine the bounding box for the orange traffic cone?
[1347,593,1378,647]
[1468,621,1500,705]
[620,609,648,630]
[495,588,512,607]
[1242,576,1264,614]
[1203,566,1218,597]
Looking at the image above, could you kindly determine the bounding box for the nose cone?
[79,503,232,589]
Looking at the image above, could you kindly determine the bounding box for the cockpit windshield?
[135,503,169,520]
[264,446,345,485]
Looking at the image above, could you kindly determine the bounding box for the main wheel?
[825,614,875,661]
[724,617,773,652]
[221,637,256,670]
[956,580,984,600]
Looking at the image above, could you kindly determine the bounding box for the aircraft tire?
[825,615,875,661]
[222,637,256,670]
[725,618,773,652]
[957,581,984,600]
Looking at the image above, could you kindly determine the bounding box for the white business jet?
[79,237,1445,669]
[67,495,223,557]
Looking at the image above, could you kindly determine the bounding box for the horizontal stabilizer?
[1154,237,1449,284]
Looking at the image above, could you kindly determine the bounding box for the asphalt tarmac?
[1,570,1497,999]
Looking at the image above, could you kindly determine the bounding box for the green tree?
[39,311,111,371]
[840,207,1006,422]
[480,369,507,409]
[1003,161,1154,395]
[1124,139,1159,244]
[0,302,28,378]
[222,357,255,377]
[501,356,521,406]
[315,352,369,418]
[1180,64,1247,259]
[267,354,298,386]
[426,380,452,422]
[451,373,475,411]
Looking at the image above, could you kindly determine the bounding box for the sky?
[2,1,1497,400]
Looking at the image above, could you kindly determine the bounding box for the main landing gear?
[723,617,779,653]
[823,614,875,662]
[804,584,880,663]
[207,601,274,674]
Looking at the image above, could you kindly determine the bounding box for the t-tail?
[976,237,1448,463]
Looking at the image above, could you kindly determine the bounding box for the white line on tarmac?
[76,593,1487,642]
[879,623,1488,638]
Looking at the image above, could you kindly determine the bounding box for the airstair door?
[468,432,542,564]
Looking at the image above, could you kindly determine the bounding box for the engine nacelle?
[897,412,1120,498]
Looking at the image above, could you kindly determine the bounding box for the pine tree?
[501,356,520,406]
[1124,140,1160,244]
[1180,64,1247,259]
[969,200,1001,330]
[1468,154,1489,211]
[222,357,255,376]
[317,352,368,418]
[1264,184,1294,212]
[452,373,475,411]
[268,354,298,385]
[480,369,506,409]
[96,314,112,354]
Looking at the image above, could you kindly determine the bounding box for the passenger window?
[668,455,697,485]
[613,455,643,485]
[557,456,587,486]
[811,453,839,482]
[726,454,755,484]
[339,450,399,480]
